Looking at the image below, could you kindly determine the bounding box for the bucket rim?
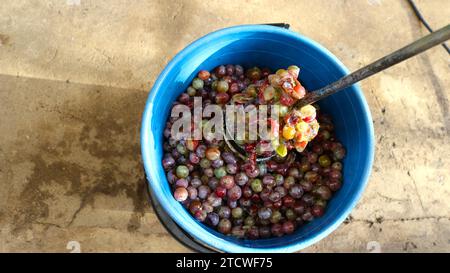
[141,24,375,253]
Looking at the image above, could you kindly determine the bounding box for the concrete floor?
[0,0,449,252]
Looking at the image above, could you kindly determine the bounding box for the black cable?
[266,23,290,29]
[406,0,450,55]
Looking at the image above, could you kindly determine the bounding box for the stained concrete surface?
[0,0,449,252]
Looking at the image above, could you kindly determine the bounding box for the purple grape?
[190,178,202,188]
[226,163,238,174]
[269,191,281,203]
[211,159,224,168]
[218,206,231,219]
[187,186,197,199]
[262,175,275,188]
[208,177,219,190]
[189,152,200,164]
[162,154,175,170]
[197,185,210,199]
[206,212,220,226]
[166,170,177,184]
[222,152,237,164]
[175,178,189,188]
[274,186,287,198]
[289,185,304,199]
[196,144,207,158]
[235,172,249,186]
[258,207,272,220]
[227,185,242,201]
[228,199,238,209]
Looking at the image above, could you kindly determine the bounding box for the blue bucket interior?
[141,25,374,252]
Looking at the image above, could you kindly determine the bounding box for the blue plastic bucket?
[141,25,374,252]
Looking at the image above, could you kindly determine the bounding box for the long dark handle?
[296,24,450,107]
